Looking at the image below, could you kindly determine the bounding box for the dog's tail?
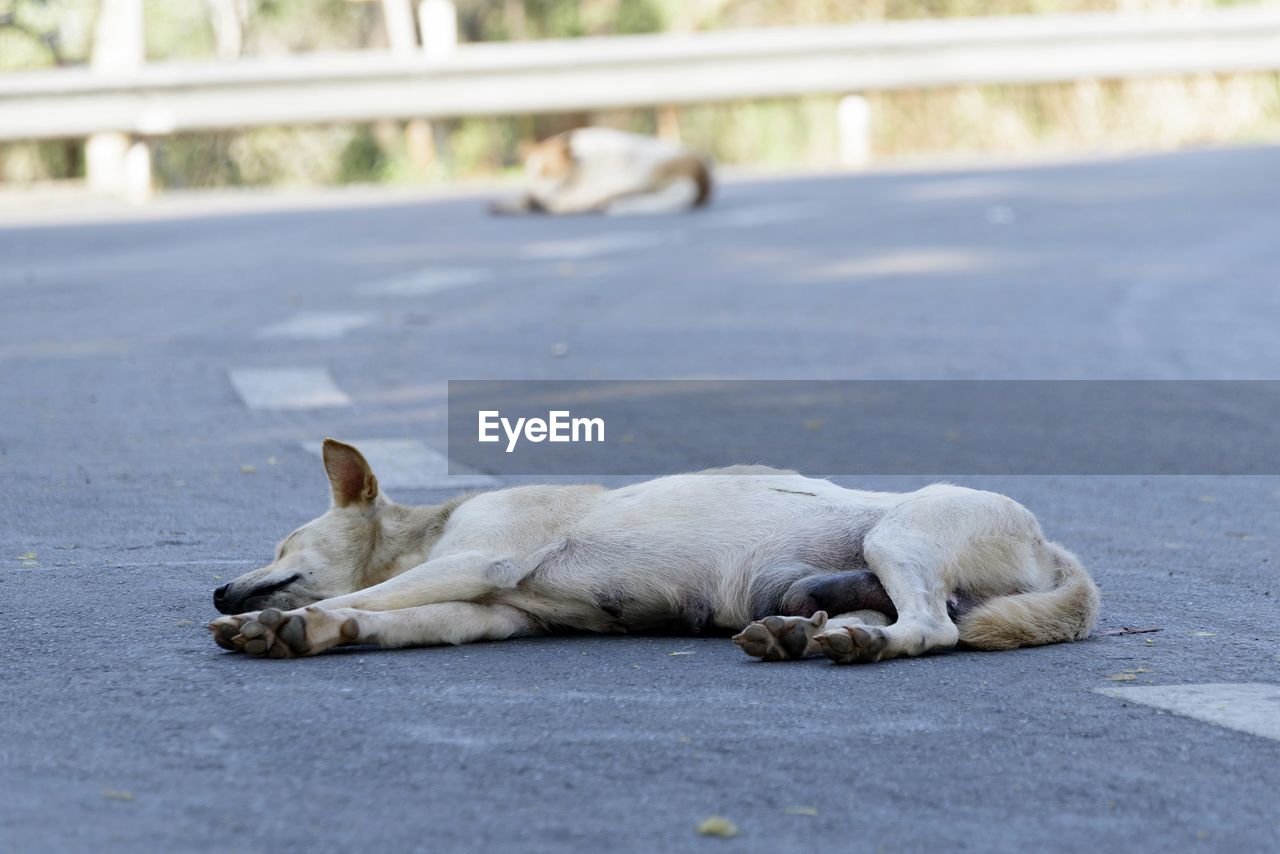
[687,156,712,207]
[655,154,713,208]
[956,541,1099,650]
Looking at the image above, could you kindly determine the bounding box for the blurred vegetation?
[2,0,1280,188]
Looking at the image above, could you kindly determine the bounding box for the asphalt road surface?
[2,146,1279,853]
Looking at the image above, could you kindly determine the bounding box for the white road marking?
[699,203,820,229]
[361,267,494,297]
[519,232,669,260]
[106,559,259,569]
[300,439,496,490]
[229,368,352,409]
[798,249,997,281]
[1099,683,1280,742]
[255,312,378,340]
[895,177,1021,201]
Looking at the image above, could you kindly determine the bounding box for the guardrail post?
[205,0,247,59]
[123,140,153,204]
[87,0,151,200]
[656,106,681,141]
[418,0,458,60]
[381,0,418,56]
[399,1,456,174]
[837,94,871,169]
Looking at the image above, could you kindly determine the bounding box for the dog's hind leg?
[209,601,537,658]
[779,569,897,619]
[813,526,959,664]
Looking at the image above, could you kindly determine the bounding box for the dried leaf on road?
[697,816,738,838]
[1107,673,1138,682]
[1101,626,1162,636]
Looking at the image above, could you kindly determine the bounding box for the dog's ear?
[322,438,379,507]
[550,133,574,166]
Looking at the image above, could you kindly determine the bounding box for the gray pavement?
[2,146,1279,852]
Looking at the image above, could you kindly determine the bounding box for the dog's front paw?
[732,612,828,661]
[207,607,359,658]
[208,613,257,651]
[814,623,888,664]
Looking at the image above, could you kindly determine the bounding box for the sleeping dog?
[208,440,1098,663]
[490,128,713,215]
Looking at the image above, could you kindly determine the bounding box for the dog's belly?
[510,514,882,633]
[456,471,897,634]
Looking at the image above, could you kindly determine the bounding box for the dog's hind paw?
[732,612,828,661]
[814,623,889,664]
[207,607,360,658]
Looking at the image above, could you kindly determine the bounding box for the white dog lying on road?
[208,440,1099,664]
[489,127,713,215]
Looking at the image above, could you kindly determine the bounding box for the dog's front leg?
[209,602,537,658]
[318,551,530,612]
[208,552,530,655]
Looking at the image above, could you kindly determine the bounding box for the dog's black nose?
[213,583,232,614]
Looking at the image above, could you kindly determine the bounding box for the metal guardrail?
[3,7,1280,141]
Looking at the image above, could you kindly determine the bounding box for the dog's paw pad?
[242,637,268,655]
[277,615,309,651]
[257,608,284,628]
[210,608,357,658]
[207,616,249,651]
[732,612,827,661]
[815,624,887,664]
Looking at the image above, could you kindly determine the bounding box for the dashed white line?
[255,312,378,340]
[1099,683,1280,742]
[895,177,1020,202]
[108,559,259,569]
[360,267,495,296]
[300,439,496,490]
[229,368,353,409]
[699,203,820,229]
[798,249,995,282]
[519,232,669,260]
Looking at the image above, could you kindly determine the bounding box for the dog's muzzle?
[212,583,234,613]
[213,574,301,614]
